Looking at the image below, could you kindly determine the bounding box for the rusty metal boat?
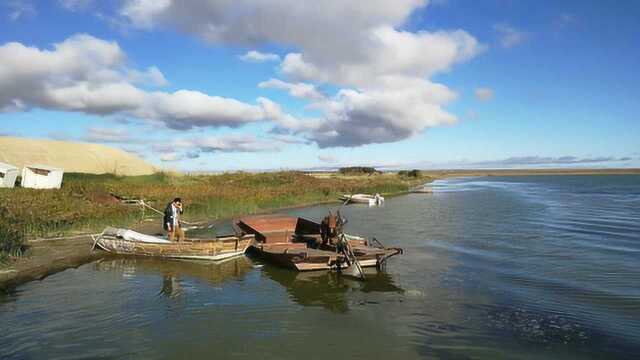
[94,227,255,261]
[234,213,402,274]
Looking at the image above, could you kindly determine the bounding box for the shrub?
[398,169,422,178]
[0,206,25,263]
[338,166,379,175]
[0,170,426,238]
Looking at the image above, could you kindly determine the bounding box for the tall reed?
[0,171,426,239]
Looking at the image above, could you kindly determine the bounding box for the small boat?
[93,227,255,261]
[235,213,402,275]
[339,193,384,206]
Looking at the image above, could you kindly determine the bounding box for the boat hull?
[249,242,401,272]
[339,194,384,206]
[96,231,255,261]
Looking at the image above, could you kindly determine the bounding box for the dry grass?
[0,171,428,241]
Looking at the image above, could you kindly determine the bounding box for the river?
[2,175,639,359]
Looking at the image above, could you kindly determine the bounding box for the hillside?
[0,137,156,176]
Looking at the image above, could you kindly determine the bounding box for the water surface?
[2,175,639,359]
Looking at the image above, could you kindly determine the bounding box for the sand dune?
[0,137,156,176]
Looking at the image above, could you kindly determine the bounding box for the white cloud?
[154,133,296,160]
[160,152,180,162]
[83,127,133,143]
[189,135,282,153]
[239,50,280,63]
[120,0,171,29]
[127,66,168,86]
[117,0,483,147]
[119,0,427,48]
[475,87,494,101]
[4,1,36,21]
[279,26,482,88]
[493,23,528,48]
[58,0,93,11]
[305,78,458,147]
[0,34,292,130]
[318,154,338,163]
[258,78,325,101]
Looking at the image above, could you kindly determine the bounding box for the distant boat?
[94,227,255,261]
[339,193,385,206]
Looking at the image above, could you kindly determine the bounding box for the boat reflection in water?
[93,256,255,298]
[260,264,403,313]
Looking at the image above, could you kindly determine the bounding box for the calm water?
[2,175,639,359]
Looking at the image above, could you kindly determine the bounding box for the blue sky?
[0,0,638,171]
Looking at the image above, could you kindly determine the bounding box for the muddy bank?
[0,236,106,291]
[0,198,346,291]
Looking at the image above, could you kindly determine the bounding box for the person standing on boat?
[163,198,185,242]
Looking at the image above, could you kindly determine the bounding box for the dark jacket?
[163,202,183,230]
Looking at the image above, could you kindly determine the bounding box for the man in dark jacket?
[163,197,185,242]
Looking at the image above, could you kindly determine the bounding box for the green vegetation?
[0,171,426,245]
[398,169,423,178]
[0,206,25,264]
[338,166,380,175]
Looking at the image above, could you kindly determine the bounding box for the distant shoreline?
[412,168,640,178]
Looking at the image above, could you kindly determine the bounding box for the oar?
[339,234,365,281]
[90,230,105,252]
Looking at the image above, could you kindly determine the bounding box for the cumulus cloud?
[0,34,292,130]
[186,135,282,153]
[475,87,494,101]
[239,50,280,63]
[258,78,325,101]
[153,133,294,162]
[494,23,528,48]
[117,0,484,147]
[299,77,458,147]
[119,0,426,47]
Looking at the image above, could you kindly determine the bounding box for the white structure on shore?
[21,164,64,189]
[0,162,18,188]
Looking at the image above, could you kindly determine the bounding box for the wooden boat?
[235,214,402,274]
[94,227,255,261]
[339,193,384,206]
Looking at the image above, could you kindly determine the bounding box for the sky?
[0,0,638,171]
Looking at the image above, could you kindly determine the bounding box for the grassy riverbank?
[0,171,428,259]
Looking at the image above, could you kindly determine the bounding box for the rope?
[27,233,101,243]
[135,200,204,226]
[338,232,365,280]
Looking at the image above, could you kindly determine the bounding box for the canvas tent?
[0,162,18,188]
[21,164,64,189]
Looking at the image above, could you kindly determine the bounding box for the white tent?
[21,164,64,189]
[0,162,19,188]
